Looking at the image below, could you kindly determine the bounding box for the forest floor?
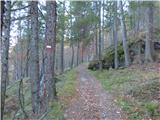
[4,63,160,120]
[64,65,122,120]
[90,62,160,120]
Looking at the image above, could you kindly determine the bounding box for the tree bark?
[95,1,98,59]
[25,10,31,77]
[99,1,102,70]
[1,1,5,37]
[60,29,64,73]
[60,2,65,73]
[95,29,98,58]
[71,43,74,68]
[113,1,118,68]
[102,0,105,51]
[120,1,130,66]
[30,1,40,115]
[77,40,80,66]
[145,2,153,63]
[81,46,84,63]
[1,1,11,120]
[70,13,74,69]
[45,1,57,101]
[18,12,23,80]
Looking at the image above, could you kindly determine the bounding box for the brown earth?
[64,65,122,120]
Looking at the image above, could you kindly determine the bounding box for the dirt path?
[64,65,121,120]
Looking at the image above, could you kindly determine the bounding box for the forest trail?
[64,65,121,120]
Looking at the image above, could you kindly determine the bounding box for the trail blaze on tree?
[44,1,57,102]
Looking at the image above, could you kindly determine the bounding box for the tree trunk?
[109,30,113,46]
[25,12,31,77]
[45,1,57,101]
[145,2,153,63]
[135,1,140,32]
[99,1,102,70]
[102,0,105,51]
[18,13,23,80]
[81,46,84,63]
[30,1,40,115]
[95,1,98,59]
[77,40,80,66]
[1,1,5,37]
[71,43,74,68]
[120,1,130,66]
[95,29,98,58]
[70,13,74,69]
[60,2,65,73]
[113,1,118,69]
[1,1,11,120]
[60,29,64,73]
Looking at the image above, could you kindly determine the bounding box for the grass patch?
[44,101,64,120]
[89,68,136,91]
[129,81,160,101]
[4,69,77,120]
[45,69,77,119]
[89,66,160,119]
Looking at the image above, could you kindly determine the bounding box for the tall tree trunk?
[145,2,153,63]
[60,29,64,73]
[71,43,74,68]
[70,13,74,68]
[1,1,5,37]
[135,2,141,64]
[99,1,102,70]
[102,0,105,51]
[113,1,118,68]
[18,12,23,80]
[60,2,65,73]
[77,40,80,66]
[45,1,57,101]
[135,1,140,32]
[1,1,11,120]
[120,1,130,66]
[30,1,40,115]
[25,12,31,77]
[109,7,113,46]
[95,30,98,58]
[95,1,98,59]
[81,46,84,63]
[109,30,113,46]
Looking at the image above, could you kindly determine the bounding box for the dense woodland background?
[1,0,160,120]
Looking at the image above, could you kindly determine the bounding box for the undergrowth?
[45,69,77,119]
[90,66,160,120]
[4,69,77,120]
